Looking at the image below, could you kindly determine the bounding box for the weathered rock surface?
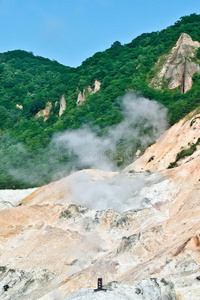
[1,109,200,299]
[93,80,101,93]
[76,80,101,105]
[76,90,86,105]
[126,109,200,173]
[150,33,200,93]
[0,267,54,300]
[16,104,23,110]
[0,188,36,210]
[35,102,52,121]
[63,279,177,300]
[59,94,66,116]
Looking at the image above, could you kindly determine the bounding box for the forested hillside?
[1,13,200,188]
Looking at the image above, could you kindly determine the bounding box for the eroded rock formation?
[125,109,200,172]
[76,90,86,105]
[59,94,66,116]
[93,80,101,93]
[76,80,101,105]
[0,188,36,209]
[35,101,52,121]
[150,33,200,93]
[16,104,23,110]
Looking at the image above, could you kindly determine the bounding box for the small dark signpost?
[98,278,102,289]
[94,278,107,292]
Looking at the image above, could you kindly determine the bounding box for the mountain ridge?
[0,13,200,189]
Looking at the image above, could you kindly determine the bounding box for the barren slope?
[1,111,200,299]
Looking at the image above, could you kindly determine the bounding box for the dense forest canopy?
[1,13,200,189]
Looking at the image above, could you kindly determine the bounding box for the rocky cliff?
[1,110,200,299]
[76,80,101,105]
[59,95,67,116]
[150,33,200,93]
[35,102,52,121]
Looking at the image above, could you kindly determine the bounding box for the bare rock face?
[0,188,36,210]
[64,279,177,300]
[125,109,200,173]
[16,104,23,110]
[76,90,86,105]
[59,94,66,116]
[35,102,52,121]
[93,80,101,93]
[150,33,200,93]
[76,80,101,105]
[0,267,54,300]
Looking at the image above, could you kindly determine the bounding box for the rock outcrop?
[76,90,86,105]
[0,188,36,210]
[35,102,52,121]
[59,94,66,116]
[76,80,101,105]
[150,33,200,93]
[65,280,177,300]
[125,109,200,172]
[16,104,23,110]
[93,80,101,93]
[0,267,54,300]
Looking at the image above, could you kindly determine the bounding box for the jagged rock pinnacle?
[150,33,200,93]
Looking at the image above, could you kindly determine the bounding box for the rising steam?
[4,93,169,212]
[50,93,169,212]
[53,93,168,171]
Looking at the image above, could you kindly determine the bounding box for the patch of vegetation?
[168,137,200,168]
[168,162,178,169]
[190,116,200,126]
[148,156,154,163]
[176,145,197,161]
[197,48,200,59]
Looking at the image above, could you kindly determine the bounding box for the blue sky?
[0,0,199,67]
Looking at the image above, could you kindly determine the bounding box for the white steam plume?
[53,93,168,171]
[4,93,169,211]
[66,171,154,212]
[50,93,169,212]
